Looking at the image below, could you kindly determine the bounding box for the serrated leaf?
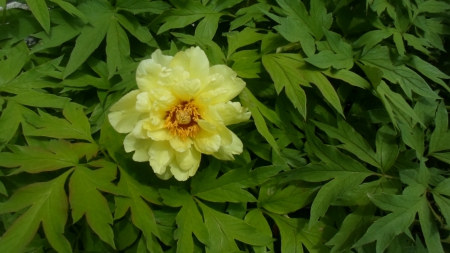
[63,2,114,78]
[191,161,285,203]
[9,89,71,109]
[258,181,319,214]
[160,188,209,253]
[327,204,376,253]
[227,28,264,58]
[360,45,438,99]
[262,54,307,118]
[25,103,95,143]
[115,168,162,253]
[25,0,50,34]
[0,140,78,174]
[116,0,170,14]
[0,170,73,253]
[106,18,132,78]
[354,194,424,253]
[198,201,273,252]
[267,213,335,253]
[69,162,123,248]
[0,101,21,148]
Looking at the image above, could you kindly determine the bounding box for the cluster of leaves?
[0,0,449,252]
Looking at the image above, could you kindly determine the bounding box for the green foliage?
[0,0,449,252]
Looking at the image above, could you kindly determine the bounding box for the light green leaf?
[63,2,114,78]
[115,168,162,253]
[31,23,82,54]
[25,0,50,34]
[244,209,273,253]
[353,29,394,55]
[418,0,450,13]
[159,188,209,253]
[50,0,88,20]
[433,178,450,196]
[115,13,155,45]
[0,170,73,253]
[0,43,29,86]
[305,50,353,69]
[0,101,21,147]
[25,103,95,143]
[323,68,371,89]
[227,28,264,58]
[408,55,450,92]
[106,18,132,78]
[0,140,78,174]
[8,89,70,109]
[69,162,123,248]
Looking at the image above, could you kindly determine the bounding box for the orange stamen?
[165,101,201,139]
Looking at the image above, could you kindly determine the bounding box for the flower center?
[165,101,201,139]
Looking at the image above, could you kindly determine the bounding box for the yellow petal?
[213,101,251,125]
[176,147,201,171]
[136,60,162,92]
[172,78,202,101]
[123,133,153,162]
[155,168,173,180]
[197,65,245,104]
[212,130,243,160]
[149,141,174,175]
[108,90,142,133]
[170,46,209,82]
[169,137,193,152]
[151,49,173,67]
[147,128,172,141]
[169,163,190,181]
[193,128,221,154]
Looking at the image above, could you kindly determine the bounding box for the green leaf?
[244,209,273,253]
[240,88,282,158]
[116,0,171,14]
[0,101,21,147]
[198,201,273,252]
[375,125,398,172]
[267,213,335,253]
[354,194,424,253]
[157,0,220,36]
[353,29,394,54]
[360,45,438,99]
[429,101,449,155]
[314,118,380,168]
[31,23,82,54]
[159,188,209,253]
[25,103,95,143]
[0,170,73,253]
[25,0,50,34]
[115,168,162,253]
[63,1,114,78]
[0,43,29,86]
[433,193,450,226]
[49,0,88,20]
[431,152,450,164]
[433,178,450,196]
[418,0,450,13]
[115,13,155,45]
[258,181,319,214]
[0,140,78,174]
[8,89,71,109]
[230,3,271,30]
[323,68,371,89]
[106,18,132,78]
[227,28,264,58]
[69,162,123,248]
[191,161,285,203]
[407,55,450,92]
[262,54,307,118]
[418,196,444,253]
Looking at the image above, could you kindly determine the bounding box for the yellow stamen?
[165,101,201,139]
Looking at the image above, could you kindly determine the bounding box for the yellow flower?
[108,47,251,181]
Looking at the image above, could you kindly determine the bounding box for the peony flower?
[108,47,251,181]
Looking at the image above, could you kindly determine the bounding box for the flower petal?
[169,163,190,181]
[176,147,201,171]
[155,168,173,180]
[147,128,172,141]
[108,90,142,133]
[123,133,153,162]
[149,141,175,175]
[169,137,192,152]
[151,49,173,67]
[212,130,243,160]
[193,128,221,154]
[136,60,162,92]
[172,78,202,101]
[198,65,245,104]
[213,101,251,125]
[170,46,209,82]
